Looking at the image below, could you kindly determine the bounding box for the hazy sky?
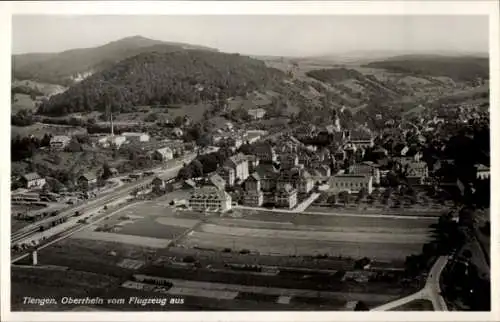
[12,15,489,56]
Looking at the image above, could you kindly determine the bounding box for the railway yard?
[11,196,435,311]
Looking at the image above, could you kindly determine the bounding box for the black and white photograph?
[1,1,498,319]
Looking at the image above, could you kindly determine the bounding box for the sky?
[12,15,489,56]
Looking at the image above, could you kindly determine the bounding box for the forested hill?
[37,50,286,116]
[12,36,218,86]
[363,55,489,82]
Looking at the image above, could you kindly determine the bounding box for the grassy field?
[70,201,201,247]
[11,93,37,113]
[11,123,87,138]
[177,209,436,261]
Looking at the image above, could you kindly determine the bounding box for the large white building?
[328,174,373,194]
[20,172,46,190]
[97,135,127,149]
[153,147,174,162]
[188,187,232,212]
[224,153,249,182]
[476,164,490,180]
[243,173,264,207]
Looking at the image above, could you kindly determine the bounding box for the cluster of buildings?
[186,135,334,211]
[212,128,268,152]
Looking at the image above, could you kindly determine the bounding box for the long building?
[188,186,232,212]
[349,162,381,185]
[328,174,373,194]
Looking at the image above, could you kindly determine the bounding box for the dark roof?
[79,173,97,181]
[152,177,164,184]
[249,172,261,181]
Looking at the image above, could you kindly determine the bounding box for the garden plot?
[71,230,171,248]
[180,231,424,260]
[197,224,432,244]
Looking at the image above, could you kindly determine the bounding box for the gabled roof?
[190,186,230,201]
[249,172,261,181]
[155,147,173,157]
[80,172,97,181]
[227,153,247,166]
[22,172,41,181]
[208,173,226,190]
[476,164,490,171]
[184,179,197,188]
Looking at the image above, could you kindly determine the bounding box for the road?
[293,193,321,213]
[370,256,449,311]
[11,154,196,245]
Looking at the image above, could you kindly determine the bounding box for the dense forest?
[37,50,286,116]
[305,68,365,83]
[363,56,489,82]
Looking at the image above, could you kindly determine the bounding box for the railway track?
[11,159,191,245]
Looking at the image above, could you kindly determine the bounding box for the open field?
[227,208,436,230]
[69,200,201,246]
[180,231,425,260]
[12,93,37,113]
[71,230,172,248]
[197,223,431,244]
[177,209,436,261]
[12,123,87,139]
[304,205,446,217]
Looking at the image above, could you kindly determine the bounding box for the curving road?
[370,256,449,311]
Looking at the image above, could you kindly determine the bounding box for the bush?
[239,249,250,255]
[183,255,196,263]
[222,248,232,253]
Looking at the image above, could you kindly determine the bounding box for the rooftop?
[22,172,41,181]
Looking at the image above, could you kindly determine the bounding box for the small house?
[20,172,46,189]
[78,173,97,192]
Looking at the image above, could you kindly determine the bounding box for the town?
[9,14,491,313]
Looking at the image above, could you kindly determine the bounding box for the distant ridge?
[12,36,219,85]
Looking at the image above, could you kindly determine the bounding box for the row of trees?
[177,148,232,180]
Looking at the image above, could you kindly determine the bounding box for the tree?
[101,163,112,180]
[191,160,204,177]
[327,194,337,206]
[338,191,350,206]
[64,139,83,152]
[358,187,368,203]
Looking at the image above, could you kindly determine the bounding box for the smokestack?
[110,112,114,137]
[32,250,38,266]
